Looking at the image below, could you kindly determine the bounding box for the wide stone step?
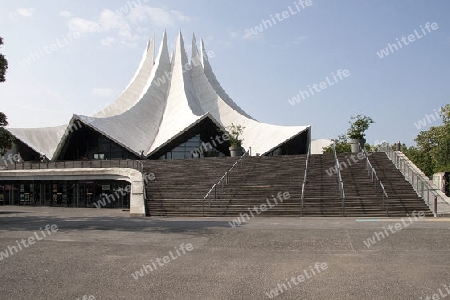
[144,153,433,217]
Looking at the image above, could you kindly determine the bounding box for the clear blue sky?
[0,0,449,146]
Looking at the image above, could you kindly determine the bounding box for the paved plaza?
[1,206,450,299]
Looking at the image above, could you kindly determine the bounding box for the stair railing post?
[421,181,424,199]
[367,157,371,176]
[434,196,437,216]
[416,173,419,192]
[383,193,389,217]
[300,145,310,218]
[301,196,303,217]
[414,171,417,192]
[384,192,388,216]
[416,174,420,194]
[409,167,411,183]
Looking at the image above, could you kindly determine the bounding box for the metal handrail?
[300,145,311,217]
[3,159,144,173]
[359,145,389,215]
[385,147,447,217]
[332,143,346,216]
[203,148,251,216]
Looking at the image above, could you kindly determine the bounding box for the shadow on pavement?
[0,214,233,234]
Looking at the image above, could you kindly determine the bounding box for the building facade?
[1,32,312,215]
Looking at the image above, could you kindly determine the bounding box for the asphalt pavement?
[1,206,450,300]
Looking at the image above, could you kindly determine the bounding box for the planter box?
[349,139,365,153]
[229,146,243,157]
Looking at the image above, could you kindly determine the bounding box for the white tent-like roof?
[9,32,311,160]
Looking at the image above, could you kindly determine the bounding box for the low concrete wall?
[0,168,146,217]
[393,152,450,214]
[433,172,445,192]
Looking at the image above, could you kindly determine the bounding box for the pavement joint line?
[355,218,450,222]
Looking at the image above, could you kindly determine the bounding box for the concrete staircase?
[143,157,240,217]
[301,154,342,216]
[368,152,434,216]
[205,156,305,217]
[301,153,390,217]
[144,153,433,217]
[336,153,388,217]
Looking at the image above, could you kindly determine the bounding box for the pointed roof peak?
[155,29,169,65]
[146,34,153,51]
[191,33,200,61]
[146,34,155,54]
[200,39,208,65]
[159,30,169,62]
[176,30,185,43]
[175,30,187,58]
[175,31,186,58]
[161,29,168,43]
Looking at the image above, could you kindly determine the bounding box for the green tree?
[0,112,14,155]
[323,114,375,154]
[405,104,450,177]
[347,115,375,139]
[323,134,351,154]
[0,37,14,155]
[405,145,435,177]
[0,37,7,82]
[225,123,245,147]
[441,104,450,124]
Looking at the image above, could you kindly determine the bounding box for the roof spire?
[191,33,201,65]
[200,38,208,66]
